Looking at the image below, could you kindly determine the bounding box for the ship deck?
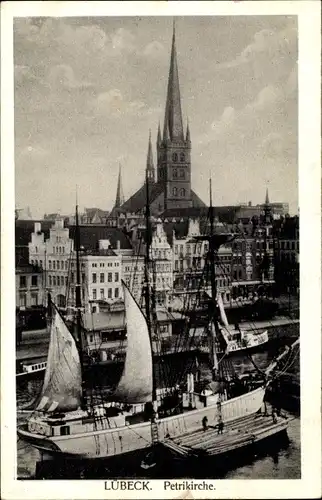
[162,411,292,457]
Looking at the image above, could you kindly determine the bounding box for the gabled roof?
[15,220,53,246]
[69,225,133,251]
[191,190,207,208]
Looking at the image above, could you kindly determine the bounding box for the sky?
[14,15,298,218]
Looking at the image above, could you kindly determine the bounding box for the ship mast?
[75,201,86,409]
[208,178,221,374]
[144,169,157,404]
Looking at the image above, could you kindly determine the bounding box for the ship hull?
[17,387,266,461]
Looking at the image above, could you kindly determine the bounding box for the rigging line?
[270,346,299,381]
[175,253,212,387]
[176,248,209,355]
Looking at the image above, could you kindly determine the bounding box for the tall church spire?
[265,187,270,205]
[163,20,184,141]
[114,164,124,208]
[157,122,162,146]
[146,130,155,183]
[186,118,191,142]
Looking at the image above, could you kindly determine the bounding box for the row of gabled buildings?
[15,209,299,316]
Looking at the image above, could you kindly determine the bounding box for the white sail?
[113,283,153,404]
[36,306,82,413]
[217,293,229,328]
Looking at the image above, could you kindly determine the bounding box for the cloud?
[90,89,146,117]
[211,106,236,134]
[45,64,93,90]
[250,84,283,111]
[260,132,284,158]
[110,28,136,54]
[218,22,297,70]
[143,41,165,59]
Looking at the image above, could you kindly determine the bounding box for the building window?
[39,260,43,268]
[92,306,97,313]
[108,273,112,282]
[92,289,97,300]
[53,261,56,270]
[180,169,184,178]
[115,272,119,282]
[180,188,185,197]
[89,334,93,343]
[175,261,179,271]
[60,426,70,436]
[172,153,178,162]
[173,187,177,196]
[49,275,52,286]
[70,272,74,284]
[53,276,56,286]
[57,261,60,270]
[115,288,119,298]
[19,293,26,307]
[100,289,104,300]
[31,293,38,306]
[92,273,97,283]
[108,288,112,298]
[31,275,38,287]
[100,273,104,283]
[19,276,26,288]
[180,152,185,162]
[173,169,178,179]
[100,263,104,267]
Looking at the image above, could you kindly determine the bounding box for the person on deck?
[217,419,224,435]
[202,416,208,431]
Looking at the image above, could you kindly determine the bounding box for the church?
[112,24,206,219]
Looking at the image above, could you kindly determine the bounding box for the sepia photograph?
[1,1,321,499]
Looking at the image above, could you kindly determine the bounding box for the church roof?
[119,182,164,214]
[161,205,240,224]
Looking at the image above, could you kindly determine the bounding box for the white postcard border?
[1,1,321,499]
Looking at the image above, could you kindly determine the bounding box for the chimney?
[99,239,111,250]
[248,201,252,207]
[117,240,121,250]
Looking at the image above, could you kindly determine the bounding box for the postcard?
[1,1,321,499]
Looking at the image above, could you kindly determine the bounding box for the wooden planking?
[163,414,292,458]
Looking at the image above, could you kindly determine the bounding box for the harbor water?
[16,335,300,480]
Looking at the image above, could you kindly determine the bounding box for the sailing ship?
[17,181,297,468]
[198,293,269,356]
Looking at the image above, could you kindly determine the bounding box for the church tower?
[114,164,125,209]
[146,130,155,183]
[157,22,192,210]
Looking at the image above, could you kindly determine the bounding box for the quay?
[16,317,299,365]
[162,410,292,458]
